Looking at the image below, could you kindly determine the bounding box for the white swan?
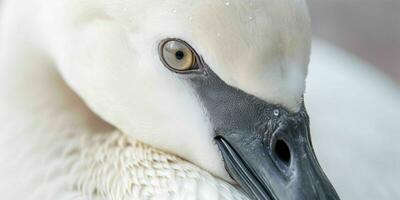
[7,0,398,199]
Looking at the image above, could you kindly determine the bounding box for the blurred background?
[308,0,400,82]
[304,1,400,199]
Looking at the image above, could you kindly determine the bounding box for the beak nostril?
[274,140,291,165]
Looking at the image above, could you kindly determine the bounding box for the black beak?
[215,108,339,200]
[184,58,340,200]
[158,40,340,200]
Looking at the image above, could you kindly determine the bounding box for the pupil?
[175,51,185,60]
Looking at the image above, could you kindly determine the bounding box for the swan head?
[54,0,339,199]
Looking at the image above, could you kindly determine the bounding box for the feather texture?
[0,112,248,200]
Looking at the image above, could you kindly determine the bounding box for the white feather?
[0,44,248,199]
[0,0,312,181]
[2,0,398,199]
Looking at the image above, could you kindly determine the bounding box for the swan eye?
[160,39,195,72]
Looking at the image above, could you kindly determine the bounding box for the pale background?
[308,0,400,83]
[306,2,400,198]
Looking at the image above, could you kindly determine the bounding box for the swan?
[0,0,342,199]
